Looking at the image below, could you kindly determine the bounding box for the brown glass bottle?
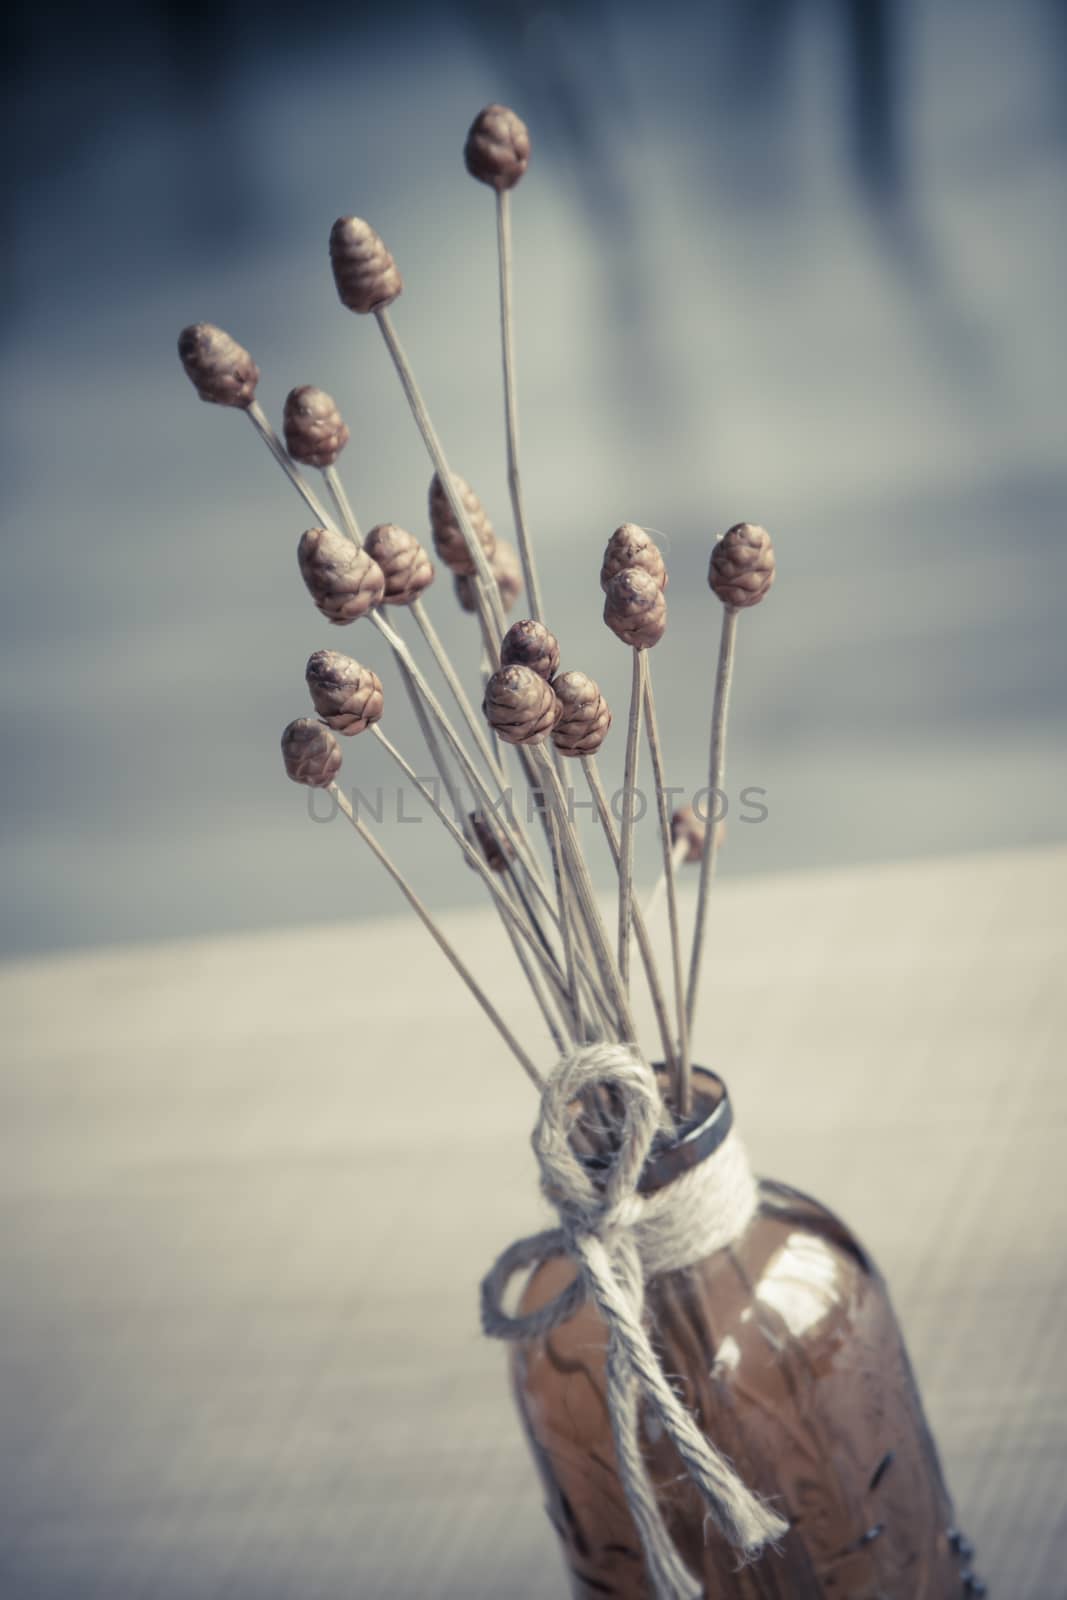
[511,1071,983,1598]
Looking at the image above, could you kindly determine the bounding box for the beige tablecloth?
[2,847,1064,1597]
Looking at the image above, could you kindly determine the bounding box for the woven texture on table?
[0,846,1063,1599]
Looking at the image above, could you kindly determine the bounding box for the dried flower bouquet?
[178,103,978,1600]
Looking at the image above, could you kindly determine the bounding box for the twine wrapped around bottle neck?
[480,1043,788,1600]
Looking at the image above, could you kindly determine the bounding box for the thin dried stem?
[535,751,638,1043]
[373,612,544,896]
[322,464,362,543]
[498,875,571,1055]
[373,307,505,651]
[370,727,574,1045]
[512,746,612,1037]
[381,627,558,953]
[495,189,546,623]
[642,657,691,1115]
[410,597,506,787]
[617,648,644,991]
[480,644,504,770]
[396,656,465,824]
[644,838,689,921]
[551,822,619,1038]
[579,755,679,1078]
[246,402,338,529]
[370,728,546,983]
[543,799,583,1037]
[686,605,738,1032]
[331,785,543,1088]
[372,616,610,1015]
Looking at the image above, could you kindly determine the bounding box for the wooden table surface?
[2,847,1064,1598]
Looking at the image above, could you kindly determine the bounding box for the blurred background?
[2,0,1066,958]
[3,8,1066,1598]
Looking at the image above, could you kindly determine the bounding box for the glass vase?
[510,1069,984,1598]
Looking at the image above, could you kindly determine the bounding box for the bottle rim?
[639,1066,734,1195]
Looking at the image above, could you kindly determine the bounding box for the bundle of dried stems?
[177,102,775,1128]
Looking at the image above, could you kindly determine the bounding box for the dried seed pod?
[329,217,403,314]
[281,717,342,788]
[305,650,384,736]
[501,619,560,681]
[283,386,350,468]
[603,568,667,650]
[428,472,496,574]
[453,538,524,615]
[671,805,725,860]
[483,664,560,745]
[464,104,531,191]
[551,670,612,757]
[467,812,514,873]
[363,523,435,606]
[177,323,259,408]
[671,806,706,863]
[708,522,776,609]
[600,523,668,593]
[298,527,386,624]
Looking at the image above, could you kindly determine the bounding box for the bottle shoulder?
[515,1179,886,1376]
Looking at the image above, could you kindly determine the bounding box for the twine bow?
[481,1043,787,1600]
